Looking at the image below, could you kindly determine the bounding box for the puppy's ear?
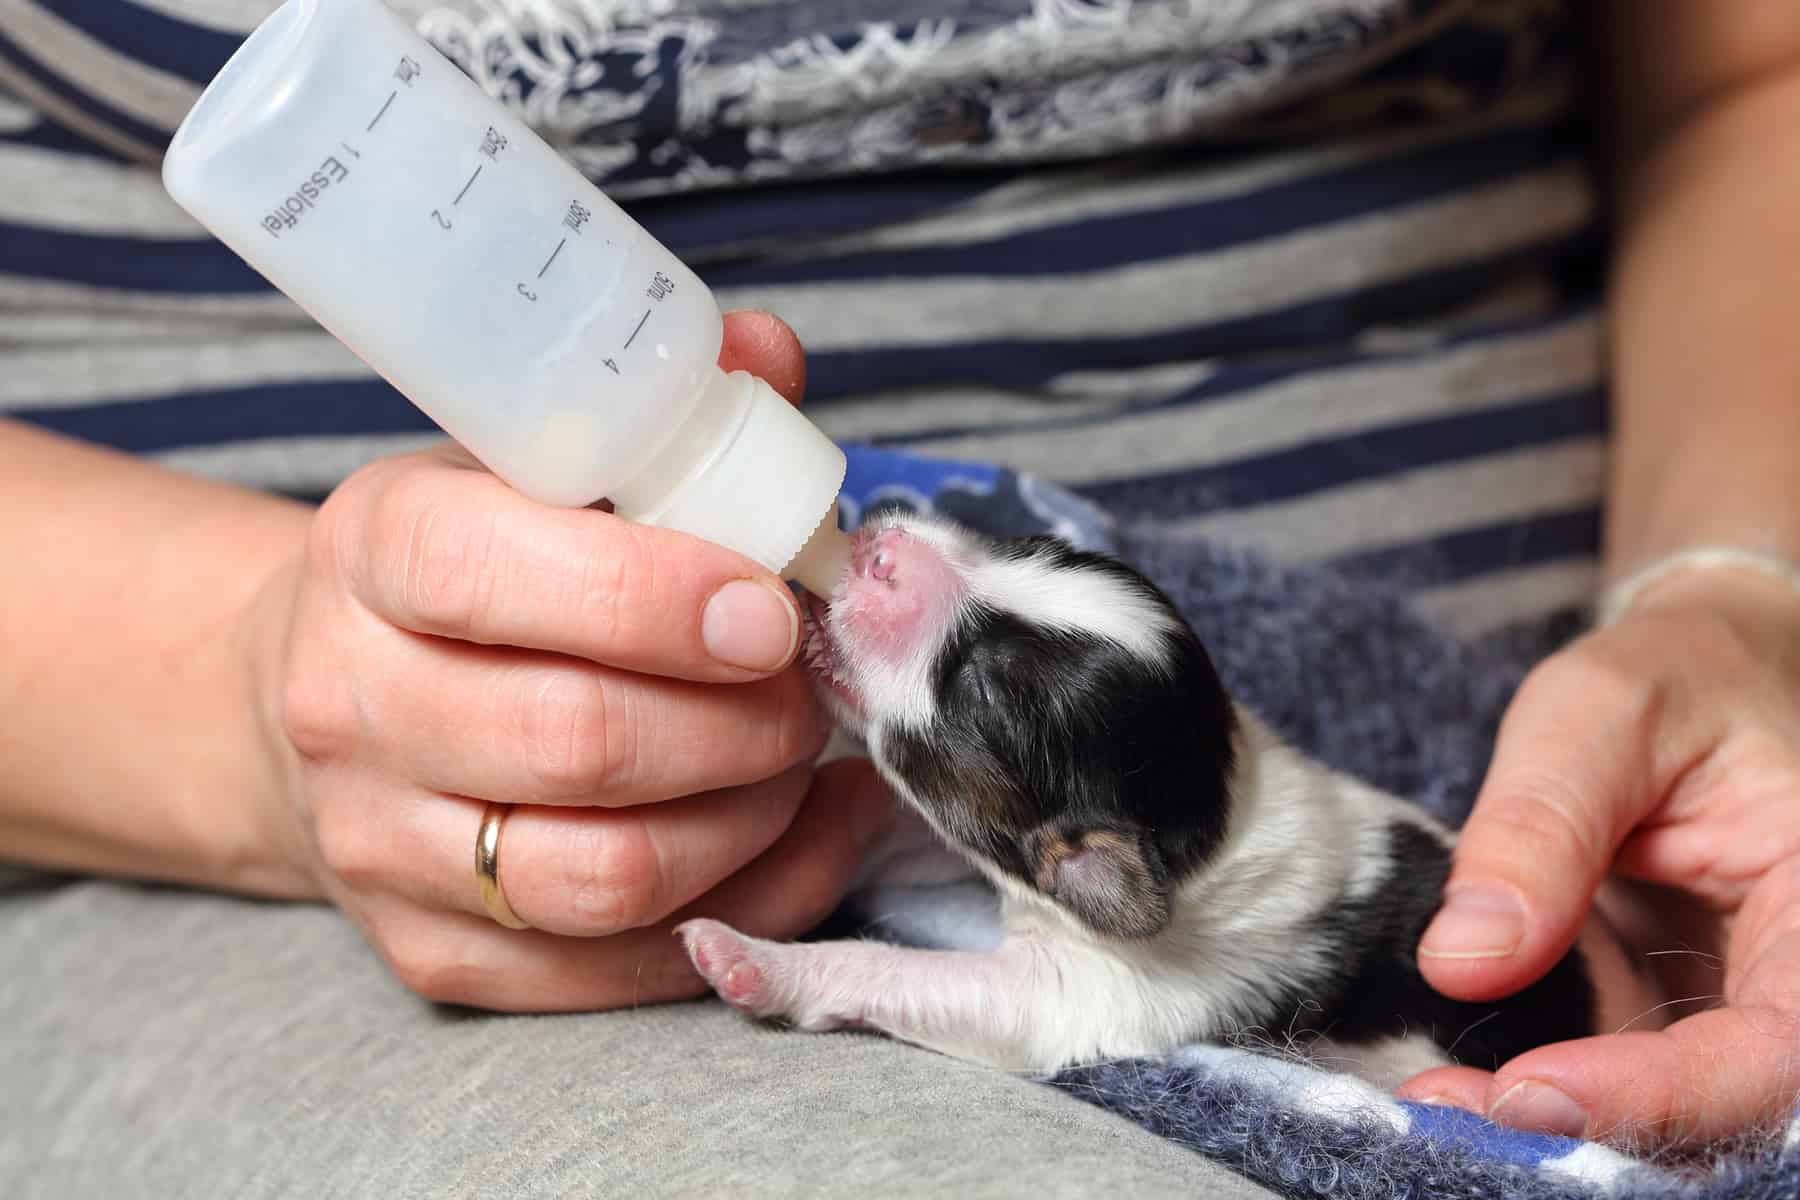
[1032,828,1170,938]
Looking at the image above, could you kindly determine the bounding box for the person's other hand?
[248,310,893,1010]
[1398,567,1800,1147]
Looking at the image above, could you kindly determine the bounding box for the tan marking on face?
[1033,831,1076,892]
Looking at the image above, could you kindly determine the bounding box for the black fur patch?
[1269,822,1593,1065]
[882,538,1237,938]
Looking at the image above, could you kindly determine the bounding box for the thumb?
[1420,652,1660,1001]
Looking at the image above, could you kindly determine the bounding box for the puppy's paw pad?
[677,919,770,1011]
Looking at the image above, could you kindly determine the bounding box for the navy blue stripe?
[1075,389,1604,516]
[0,221,269,293]
[1112,307,1596,423]
[31,0,243,86]
[853,308,1596,448]
[0,109,134,163]
[0,198,1586,334]
[1471,605,1589,661]
[0,31,170,152]
[804,242,1591,401]
[631,172,1011,257]
[1324,507,1602,588]
[704,125,1581,285]
[7,379,434,453]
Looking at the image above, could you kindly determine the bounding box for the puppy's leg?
[678,920,1208,1072]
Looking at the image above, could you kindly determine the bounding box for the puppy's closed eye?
[1033,827,1170,939]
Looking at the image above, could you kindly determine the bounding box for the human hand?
[248,311,893,1011]
[1398,564,1800,1147]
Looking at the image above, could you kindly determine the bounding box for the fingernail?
[702,579,800,671]
[1489,1081,1588,1138]
[1419,884,1526,960]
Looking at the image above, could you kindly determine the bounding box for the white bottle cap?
[609,367,848,583]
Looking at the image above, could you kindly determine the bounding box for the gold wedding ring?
[475,802,531,930]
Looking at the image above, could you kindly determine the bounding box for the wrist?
[229,551,327,900]
[1598,546,1800,628]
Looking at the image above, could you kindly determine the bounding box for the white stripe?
[4,2,200,132]
[1153,441,1606,562]
[123,0,278,34]
[0,309,275,345]
[1048,359,1219,399]
[1415,559,1598,638]
[153,432,448,492]
[902,316,1601,485]
[0,55,160,163]
[716,167,1593,352]
[0,275,306,319]
[0,145,201,236]
[1169,1044,1412,1134]
[0,332,370,407]
[811,386,1131,442]
[0,90,36,132]
[1538,1140,1638,1189]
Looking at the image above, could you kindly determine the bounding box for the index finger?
[718,309,806,404]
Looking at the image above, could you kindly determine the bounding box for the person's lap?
[0,873,1271,1198]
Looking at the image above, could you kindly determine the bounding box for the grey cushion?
[0,879,1275,1198]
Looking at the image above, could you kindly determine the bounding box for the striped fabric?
[0,0,1604,642]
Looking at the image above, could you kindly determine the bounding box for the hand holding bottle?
[249,311,893,1010]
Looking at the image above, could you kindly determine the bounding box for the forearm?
[0,418,315,896]
[1600,4,1800,577]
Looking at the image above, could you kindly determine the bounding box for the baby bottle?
[162,0,850,593]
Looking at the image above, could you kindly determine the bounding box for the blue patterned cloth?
[836,445,1800,1200]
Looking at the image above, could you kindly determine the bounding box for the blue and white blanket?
[834,445,1800,1200]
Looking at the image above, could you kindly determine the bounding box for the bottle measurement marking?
[624,309,651,349]
[367,91,396,132]
[453,164,482,206]
[537,238,566,279]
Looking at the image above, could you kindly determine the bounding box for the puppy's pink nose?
[835,524,966,668]
[870,542,897,581]
[853,529,905,582]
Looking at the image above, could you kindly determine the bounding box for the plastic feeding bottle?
[161,0,850,595]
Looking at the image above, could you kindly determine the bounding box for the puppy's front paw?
[675,919,856,1032]
[677,919,774,1013]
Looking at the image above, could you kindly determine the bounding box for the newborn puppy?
[678,513,1594,1081]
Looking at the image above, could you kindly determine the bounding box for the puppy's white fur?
[681,708,1456,1081]
[682,516,1491,1086]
